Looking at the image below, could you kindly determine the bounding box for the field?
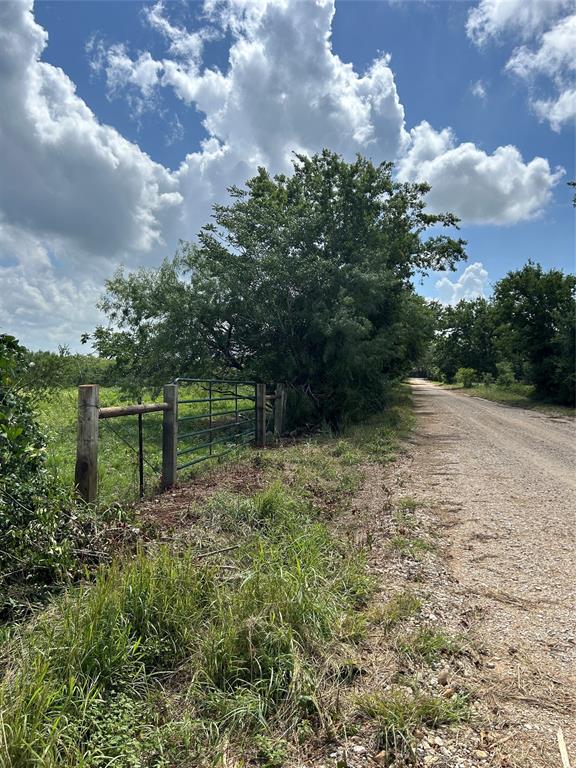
[36,384,260,507]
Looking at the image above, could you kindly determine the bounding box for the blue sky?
[0,0,574,349]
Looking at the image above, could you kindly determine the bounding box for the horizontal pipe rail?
[178,396,247,405]
[177,432,254,471]
[178,406,255,423]
[179,417,255,442]
[174,377,257,385]
[177,426,255,457]
[99,402,169,419]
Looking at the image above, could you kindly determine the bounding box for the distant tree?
[24,348,115,391]
[493,262,576,404]
[432,298,497,382]
[92,150,466,425]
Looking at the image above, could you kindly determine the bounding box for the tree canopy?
[431,262,576,405]
[91,150,466,424]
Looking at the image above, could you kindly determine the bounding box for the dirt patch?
[137,457,268,530]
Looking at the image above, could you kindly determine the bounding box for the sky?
[0,0,574,351]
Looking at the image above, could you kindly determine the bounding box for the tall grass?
[0,483,371,766]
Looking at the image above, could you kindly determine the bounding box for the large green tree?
[92,150,465,424]
[494,262,576,404]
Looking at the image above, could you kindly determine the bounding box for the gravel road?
[408,379,576,765]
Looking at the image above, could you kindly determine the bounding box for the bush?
[454,367,476,388]
[481,372,494,386]
[0,334,95,618]
[496,361,515,388]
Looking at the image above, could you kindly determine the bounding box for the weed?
[397,496,419,512]
[358,688,469,762]
[369,591,422,630]
[397,628,466,665]
[0,482,372,766]
[389,535,433,557]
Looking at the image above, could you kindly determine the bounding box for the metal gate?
[174,378,258,471]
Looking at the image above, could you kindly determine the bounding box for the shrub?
[0,334,94,617]
[495,361,515,388]
[454,367,476,388]
[481,372,494,386]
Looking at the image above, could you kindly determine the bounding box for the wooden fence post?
[75,384,99,504]
[273,383,287,438]
[255,383,267,448]
[162,383,178,490]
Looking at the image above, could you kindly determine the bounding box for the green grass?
[35,384,257,507]
[0,384,419,763]
[358,688,469,762]
[0,483,372,767]
[432,381,575,418]
[397,628,467,665]
[389,535,433,558]
[369,591,422,630]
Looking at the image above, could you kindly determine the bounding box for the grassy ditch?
[432,381,575,418]
[0,484,371,767]
[0,385,418,765]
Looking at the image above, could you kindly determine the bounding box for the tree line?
[429,262,575,405]
[16,153,576,416]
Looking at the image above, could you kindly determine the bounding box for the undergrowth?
[358,688,469,762]
[0,484,372,767]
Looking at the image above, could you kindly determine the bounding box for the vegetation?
[24,347,115,392]
[358,689,469,760]
[0,335,98,618]
[89,150,466,426]
[0,483,372,766]
[0,388,421,766]
[431,263,576,406]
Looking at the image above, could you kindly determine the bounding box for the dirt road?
[407,379,576,764]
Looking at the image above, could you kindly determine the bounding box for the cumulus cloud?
[0,226,106,349]
[0,0,566,348]
[397,122,563,224]
[466,0,572,43]
[467,0,576,130]
[93,0,409,167]
[435,262,489,305]
[0,2,183,260]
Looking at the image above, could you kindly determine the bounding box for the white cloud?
[0,1,182,258]
[471,79,487,100]
[435,262,489,305]
[466,0,572,44]
[0,0,566,349]
[397,122,563,225]
[467,0,576,130]
[94,0,409,167]
[0,226,106,350]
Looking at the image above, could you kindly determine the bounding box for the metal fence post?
[162,383,178,490]
[75,384,99,504]
[255,383,267,448]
